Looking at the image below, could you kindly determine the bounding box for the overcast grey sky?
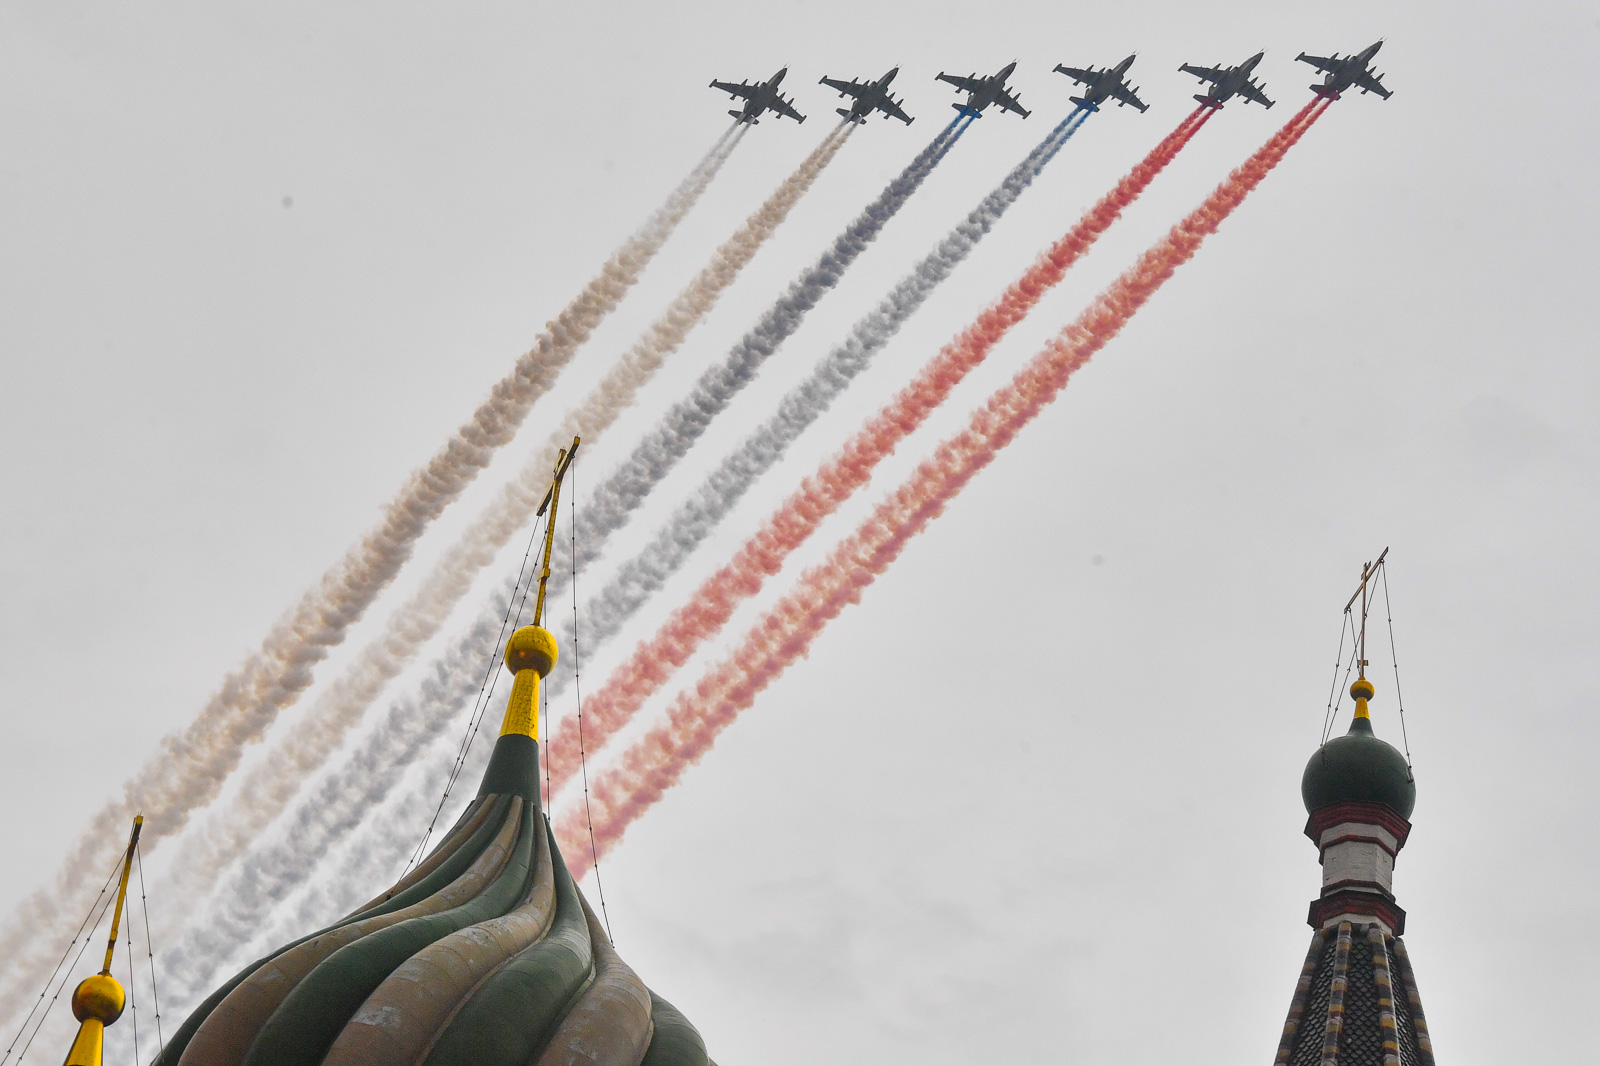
[3,0,1597,1061]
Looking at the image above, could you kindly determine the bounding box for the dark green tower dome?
[1301,676,1416,818]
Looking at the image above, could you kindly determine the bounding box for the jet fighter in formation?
[1297,40,1391,100]
[821,67,915,125]
[1181,51,1275,109]
[711,44,1392,127]
[711,67,806,125]
[936,62,1030,118]
[1054,54,1149,112]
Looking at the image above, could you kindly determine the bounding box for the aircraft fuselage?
[1073,55,1137,109]
[1308,41,1384,98]
[960,61,1017,114]
[1203,52,1264,105]
[844,68,898,122]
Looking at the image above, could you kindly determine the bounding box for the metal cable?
[404,505,550,874]
[1378,564,1415,774]
[135,841,163,1053]
[570,457,613,943]
[14,872,119,1063]
[543,670,553,813]
[125,912,138,1065]
[1,858,121,1066]
[1324,623,1363,747]
[1321,612,1352,744]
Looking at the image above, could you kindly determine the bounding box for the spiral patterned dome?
[153,626,708,1066]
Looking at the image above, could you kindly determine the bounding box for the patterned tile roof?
[1273,921,1435,1066]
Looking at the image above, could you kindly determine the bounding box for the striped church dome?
[152,624,709,1066]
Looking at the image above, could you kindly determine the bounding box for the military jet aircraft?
[1053,54,1149,113]
[711,67,806,125]
[936,61,1030,118]
[1297,40,1392,100]
[820,67,914,125]
[1180,51,1275,109]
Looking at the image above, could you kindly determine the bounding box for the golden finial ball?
[1350,677,1376,702]
[505,625,558,677]
[71,974,125,1024]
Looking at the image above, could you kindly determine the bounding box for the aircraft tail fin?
[1311,84,1341,99]
[835,108,864,123]
[1193,94,1219,107]
[729,109,754,123]
[1069,95,1099,112]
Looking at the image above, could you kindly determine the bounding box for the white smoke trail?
[0,125,744,1021]
[563,109,1091,681]
[150,126,852,989]
[357,115,977,798]
[353,116,973,819]
[340,110,1058,819]
[562,116,971,579]
[155,118,973,981]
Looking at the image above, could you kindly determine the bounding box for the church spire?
[499,436,577,741]
[62,816,141,1066]
[1272,557,1436,1065]
[152,433,711,1066]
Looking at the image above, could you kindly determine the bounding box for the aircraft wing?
[1354,70,1392,98]
[1239,80,1275,108]
[1054,65,1097,86]
[937,72,984,92]
[1296,53,1342,75]
[710,79,757,100]
[821,76,869,99]
[880,97,914,124]
[1180,63,1227,85]
[1110,81,1148,111]
[772,95,806,122]
[995,87,1030,117]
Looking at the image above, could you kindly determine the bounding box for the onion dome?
[1271,675,1435,1065]
[1301,677,1416,819]
[152,624,710,1066]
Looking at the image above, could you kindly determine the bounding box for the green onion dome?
[1301,677,1416,819]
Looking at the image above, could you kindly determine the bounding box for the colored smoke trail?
[546,105,1216,799]
[538,106,1097,792]
[556,100,1331,870]
[246,113,976,887]
[559,115,971,581]
[152,125,853,990]
[0,123,746,1013]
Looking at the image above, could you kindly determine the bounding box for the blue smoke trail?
[559,107,1094,680]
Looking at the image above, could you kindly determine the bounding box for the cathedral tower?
[1271,676,1436,1064]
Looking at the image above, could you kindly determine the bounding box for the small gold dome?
[71,974,124,1025]
[505,625,558,678]
[1350,677,1376,702]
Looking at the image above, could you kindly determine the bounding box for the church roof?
[1273,921,1435,1066]
[151,623,709,1066]
[1273,668,1436,1066]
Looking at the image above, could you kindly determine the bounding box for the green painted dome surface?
[155,732,708,1066]
[1301,715,1416,819]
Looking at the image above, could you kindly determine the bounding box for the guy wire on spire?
[403,435,579,873]
[55,815,142,1066]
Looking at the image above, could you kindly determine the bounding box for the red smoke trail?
[543,106,1216,796]
[556,98,1331,870]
